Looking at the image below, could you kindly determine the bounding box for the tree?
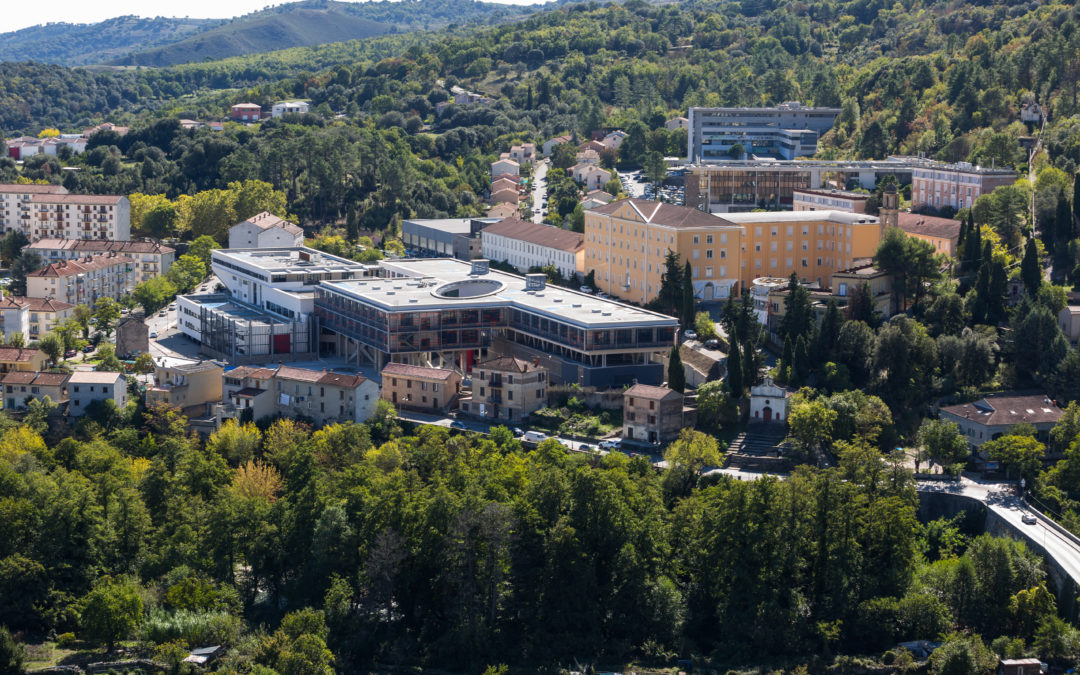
[663,428,722,496]
[787,397,837,458]
[142,203,180,238]
[654,249,683,315]
[0,231,28,267]
[917,419,969,472]
[133,276,178,315]
[5,333,24,349]
[80,578,143,651]
[694,312,717,341]
[781,272,813,343]
[983,434,1045,480]
[644,151,666,186]
[9,251,43,297]
[0,626,26,675]
[188,235,218,269]
[93,297,121,337]
[72,304,93,339]
[1021,236,1042,297]
[726,336,743,396]
[277,632,335,675]
[667,345,685,393]
[167,254,207,294]
[695,380,735,432]
[133,353,154,374]
[95,345,124,373]
[39,333,62,366]
[680,261,695,328]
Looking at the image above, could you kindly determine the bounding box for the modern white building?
[271,101,310,117]
[688,103,841,162]
[68,371,127,418]
[228,212,304,249]
[26,238,175,284]
[480,218,584,280]
[178,247,371,361]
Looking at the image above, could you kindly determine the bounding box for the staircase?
[724,424,792,472]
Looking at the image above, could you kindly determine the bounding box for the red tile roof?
[29,194,125,205]
[382,363,457,381]
[236,211,303,236]
[28,239,175,255]
[477,356,544,373]
[940,394,1063,427]
[589,198,734,229]
[0,184,67,195]
[481,218,584,252]
[624,383,681,400]
[0,348,42,362]
[28,254,134,278]
[897,212,962,241]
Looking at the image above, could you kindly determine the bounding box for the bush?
[56,632,77,648]
[141,609,243,646]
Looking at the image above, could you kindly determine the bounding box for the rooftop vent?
[525,273,546,291]
[471,259,490,275]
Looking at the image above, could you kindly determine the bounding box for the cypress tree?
[1021,236,1042,297]
[1055,193,1074,278]
[782,335,794,381]
[794,335,810,383]
[1073,173,1080,237]
[668,344,685,393]
[957,215,967,256]
[727,336,743,396]
[681,261,695,328]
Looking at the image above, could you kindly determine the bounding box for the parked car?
[82,345,95,354]
[450,420,467,430]
[149,331,158,339]
[684,330,698,340]
[1022,513,1037,525]
[512,427,524,437]
[521,430,548,444]
[64,349,77,358]
[580,286,593,293]
[704,339,721,350]
[599,438,622,450]
[158,311,166,317]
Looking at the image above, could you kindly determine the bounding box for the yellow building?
[584,199,882,304]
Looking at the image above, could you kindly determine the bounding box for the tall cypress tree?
[1073,173,1080,237]
[1055,192,1074,279]
[781,335,794,381]
[957,215,967,255]
[668,344,686,393]
[727,336,743,397]
[1021,236,1042,297]
[681,261,695,328]
[794,335,811,383]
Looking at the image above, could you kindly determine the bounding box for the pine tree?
[668,345,686,393]
[815,299,845,363]
[681,261,695,328]
[727,336,743,396]
[1021,236,1042,297]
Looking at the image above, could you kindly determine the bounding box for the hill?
[0,15,223,66]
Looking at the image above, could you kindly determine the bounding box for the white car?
[521,430,548,444]
[149,331,159,339]
[599,438,622,450]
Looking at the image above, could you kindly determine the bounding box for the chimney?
[471,259,490,275]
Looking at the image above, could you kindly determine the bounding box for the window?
[705,266,713,278]
[706,235,714,244]
[706,249,714,259]
[649,401,655,410]
[693,235,699,244]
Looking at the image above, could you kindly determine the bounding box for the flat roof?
[403,218,498,236]
[179,294,286,327]
[213,247,366,275]
[793,188,872,200]
[720,210,879,225]
[321,259,676,329]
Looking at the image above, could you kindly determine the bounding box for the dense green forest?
[0,403,1074,672]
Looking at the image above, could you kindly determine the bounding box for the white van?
[521,430,548,444]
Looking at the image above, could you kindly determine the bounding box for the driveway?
[532,159,549,223]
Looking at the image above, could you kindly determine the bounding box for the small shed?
[183,646,223,667]
[999,660,1042,675]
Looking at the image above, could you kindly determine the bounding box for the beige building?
[22,194,130,242]
[273,365,379,425]
[2,371,69,410]
[219,366,277,424]
[27,239,175,284]
[25,297,76,339]
[792,188,870,213]
[585,199,882,305]
[896,212,962,256]
[26,253,135,305]
[381,363,462,413]
[622,383,696,445]
[0,348,47,373]
[68,371,127,418]
[146,357,225,414]
[462,356,548,423]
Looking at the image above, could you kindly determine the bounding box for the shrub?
[56,632,77,648]
[141,609,243,646]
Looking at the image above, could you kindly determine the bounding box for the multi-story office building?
[315,258,678,388]
[27,239,174,284]
[584,198,881,304]
[402,218,498,260]
[462,356,548,423]
[25,253,135,305]
[792,188,870,213]
[178,247,371,361]
[688,103,841,162]
[907,160,1016,211]
[16,194,130,241]
[480,217,584,281]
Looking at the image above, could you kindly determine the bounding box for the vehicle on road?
[580,286,593,293]
[450,420,467,430]
[512,427,524,437]
[82,345,95,354]
[158,311,166,317]
[599,438,622,450]
[149,331,158,339]
[684,330,698,340]
[168,304,176,310]
[522,430,548,444]
[1022,513,1037,525]
[64,349,77,358]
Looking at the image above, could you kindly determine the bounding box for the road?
[531,159,548,223]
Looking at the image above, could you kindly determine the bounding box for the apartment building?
[18,194,131,242]
[2,371,69,410]
[0,348,47,373]
[228,212,304,249]
[908,160,1016,211]
[584,199,881,304]
[26,253,135,305]
[146,357,224,414]
[68,371,127,418]
[27,238,175,284]
[792,188,870,213]
[219,366,277,423]
[0,184,66,233]
[273,365,379,425]
[0,296,29,341]
[461,356,548,423]
[381,363,462,413]
[688,103,841,162]
[622,384,696,445]
[480,218,584,280]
